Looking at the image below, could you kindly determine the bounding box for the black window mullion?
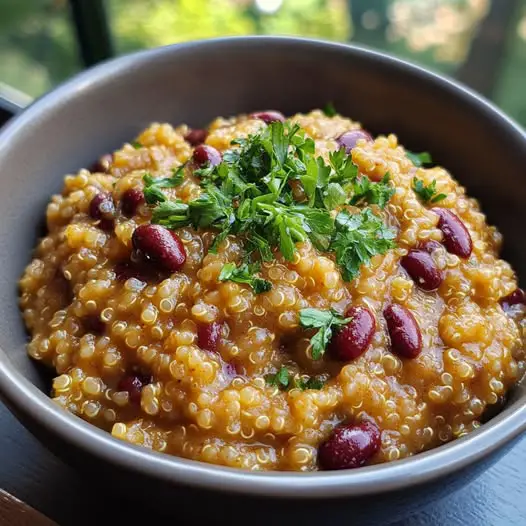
[68,0,114,67]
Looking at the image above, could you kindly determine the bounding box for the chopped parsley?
[218,262,272,294]
[412,177,447,204]
[331,209,397,282]
[299,308,352,359]
[322,102,337,117]
[406,150,433,167]
[350,173,395,208]
[143,167,185,204]
[145,121,397,282]
[265,366,326,390]
[131,140,143,149]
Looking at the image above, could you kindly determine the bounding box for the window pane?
[108,0,526,125]
[0,0,81,99]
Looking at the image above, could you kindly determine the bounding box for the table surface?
[0,401,524,526]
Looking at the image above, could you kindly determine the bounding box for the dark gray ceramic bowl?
[0,37,525,525]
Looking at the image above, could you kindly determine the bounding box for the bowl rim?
[1,35,526,499]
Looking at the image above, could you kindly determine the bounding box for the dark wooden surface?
[0,401,524,526]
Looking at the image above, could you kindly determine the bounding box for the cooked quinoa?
[19,109,526,471]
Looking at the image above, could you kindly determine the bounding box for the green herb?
[350,173,395,209]
[406,151,432,167]
[299,308,352,359]
[266,366,291,389]
[146,121,397,281]
[295,376,326,390]
[323,102,337,117]
[412,177,447,204]
[131,141,143,149]
[265,366,326,390]
[330,208,397,282]
[143,167,185,205]
[218,262,272,294]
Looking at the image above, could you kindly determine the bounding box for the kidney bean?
[250,110,285,124]
[318,421,381,470]
[82,315,105,335]
[121,188,144,217]
[192,145,222,168]
[401,249,443,291]
[384,303,422,359]
[329,306,376,361]
[419,240,443,254]
[197,322,223,353]
[431,208,472,258]
[132,224,186,272]
[336,130,373,153]
[90,153,112,173]
[118,372,152,405]
[184,128,208,146]
[89,192,115,221]
[501,288,526,311]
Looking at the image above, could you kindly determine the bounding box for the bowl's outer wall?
[0,38,526,521]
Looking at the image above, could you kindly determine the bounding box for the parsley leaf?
[350,173,395,209]
[265,366,326,390]
[412,177,447,204]
[323,102,337,117]
[330,209,397,281]
[143,167,185,205]
[322,182,347,210]
[407,151,433,167]
[266,366,291,389]
[299,308,352,359]
[218,262,272,294]
[131,141,143,149]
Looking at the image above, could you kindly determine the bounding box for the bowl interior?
[0,36,525,456]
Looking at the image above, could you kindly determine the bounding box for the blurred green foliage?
[0,0,525,126]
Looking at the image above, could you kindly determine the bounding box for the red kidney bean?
[431,208,472,258]
[318,421,381,470]
[132,224,186,272]
[192,145,222,168]
[250,110,285,124]
[117,373,152,405]
[89,192,115,220]
[90,153,112,173]
[501,288,526,311]
[121,188,144,217]
[82,315,105,335]
[419,239,443,254]
[114,261,154,282]
[184,128,208,146]
[384,303,422,359]
[401,249,443,291]
[99,218,115,232]
[336,130,373,153]
[197,322,223,353]
[329,306,376,361]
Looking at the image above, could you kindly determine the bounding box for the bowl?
[0,36,525,525]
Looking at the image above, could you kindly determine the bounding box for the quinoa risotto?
[19,109,526,472]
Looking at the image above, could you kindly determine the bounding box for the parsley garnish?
[350,173,395,208]
[407,151,432,167]
[131,141,143,149]
[323,102,337,117]
[330,209,397,282]
[265,366,326,390]
[146,121,397,281]
[299,308,352,359]
[143,167,185,204]
[412,177,447,204]
[218,262,272,294]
